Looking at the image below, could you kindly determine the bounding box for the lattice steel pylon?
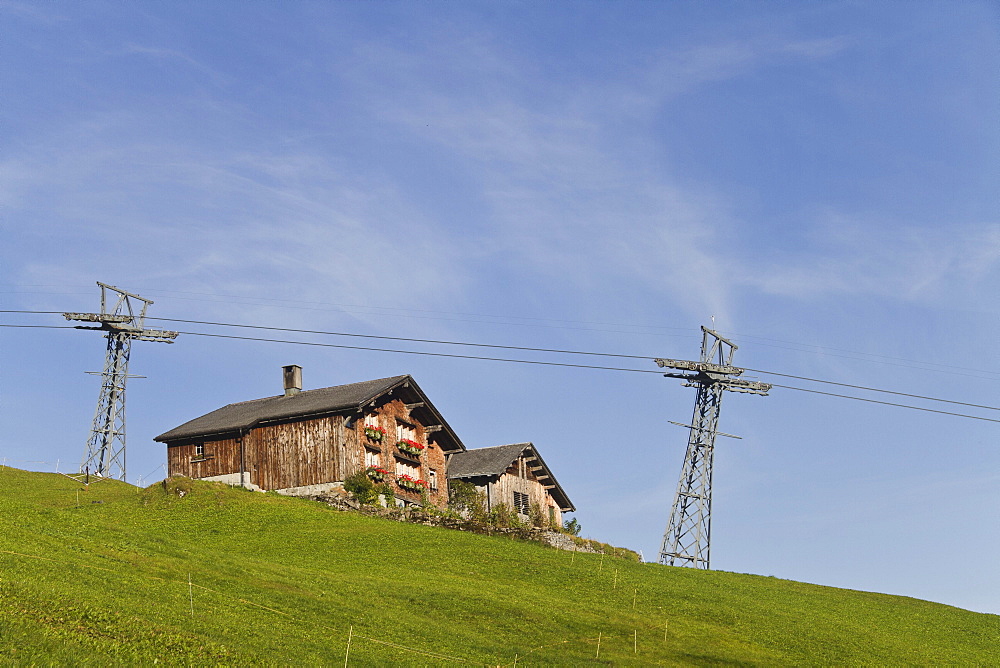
[64,282,178,480]
[655,326,770,569]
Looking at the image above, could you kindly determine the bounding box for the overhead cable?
[145,316,999,412]
[174,329,663,374]
[170,329,1000,424]
[3,316,999,421]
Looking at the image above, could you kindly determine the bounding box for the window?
[513,491,530,515]
[395,459,419,479]
[194,443,205,457]
[428,469,438,491]
[396,422,416,442]
[364,449,380,468]
[364,413,379,428]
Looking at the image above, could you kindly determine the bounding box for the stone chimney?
[282,365,302,396]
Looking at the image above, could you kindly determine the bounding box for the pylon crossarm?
[134,330,179,343]
[64,312,132,324]
[655,358,744,376]
[722,380,771,395]
[64,314,178,341]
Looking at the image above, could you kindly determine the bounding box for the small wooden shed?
[447,442,575,527]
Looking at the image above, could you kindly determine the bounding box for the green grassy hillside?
[0,467,996,666]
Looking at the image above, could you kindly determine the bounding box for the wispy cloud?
[0,0,70,24]
[118,43,228,85]
[638,34,852,104]
[742,215,1000,305]
[781,36,853,59]
[5,17,990,334]
[341,32,856,325]
[1,119,469,329]
[345,28,998,324]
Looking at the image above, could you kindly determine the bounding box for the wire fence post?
[344,625,353,667]
[188,573,194,617]
[596,632,602,659]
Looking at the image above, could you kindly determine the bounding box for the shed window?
[428,469,438,491]
[194,443,205,457]
[513,491,530,515]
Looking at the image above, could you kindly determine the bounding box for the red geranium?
[398,439,424,450]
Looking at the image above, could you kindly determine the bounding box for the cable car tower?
[655,326,770,569]
[64,282,178,480]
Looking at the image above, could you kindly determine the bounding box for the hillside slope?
[0,468,996,665]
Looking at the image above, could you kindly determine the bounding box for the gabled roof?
[154,375,465,453]
[447,442,574,512]
[446,443,528,478]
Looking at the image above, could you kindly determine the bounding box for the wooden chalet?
[154,366,464,507]
[447,442,575,527]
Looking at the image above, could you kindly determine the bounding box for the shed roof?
[447,442,575,512]
[154,375,465,453]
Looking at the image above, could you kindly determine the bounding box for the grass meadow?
[1,467,997,665]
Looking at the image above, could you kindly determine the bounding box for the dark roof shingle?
[446,443,528,478]
[155,375,409,442]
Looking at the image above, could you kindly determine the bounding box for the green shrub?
[488,501,524,529]
[528,502,547,528]
[448,480,487,522]
[447,480,478,512]
[343,471,379,505]
[374,482,395,506]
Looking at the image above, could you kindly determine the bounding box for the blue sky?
[2,1,999,615]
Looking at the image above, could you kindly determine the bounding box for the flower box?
[364,425,387,442]
[366,466,389,482]
[396,439,425,456]
[396,474,429,491]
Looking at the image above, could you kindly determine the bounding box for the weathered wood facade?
[156,370,461,508]
[447,443,574,527]
[165,416,352,491]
